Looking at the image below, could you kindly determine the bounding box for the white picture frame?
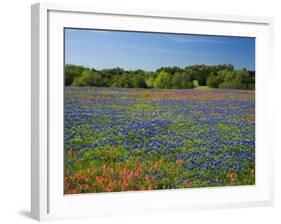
[31,2,274,221]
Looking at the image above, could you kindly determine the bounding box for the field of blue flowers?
[64,87,255,194]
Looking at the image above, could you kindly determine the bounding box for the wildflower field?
[64,87,255,194]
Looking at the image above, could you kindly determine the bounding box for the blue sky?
[65,28,255,71]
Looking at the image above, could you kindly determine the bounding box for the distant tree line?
[65,64,255,90]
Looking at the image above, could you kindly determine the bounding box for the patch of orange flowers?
[226,172,237,183]
[64,156,155,194]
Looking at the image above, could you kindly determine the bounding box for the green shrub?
[154,71,173,89]
[172,72,194,89]
[219,80,246,89]
[73,69,103,87]
[206,75,220,88]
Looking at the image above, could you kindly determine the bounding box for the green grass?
[195,85,214,90]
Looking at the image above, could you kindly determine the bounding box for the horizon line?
[65,63,256,72]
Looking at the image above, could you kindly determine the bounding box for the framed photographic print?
[31,2,274,221]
